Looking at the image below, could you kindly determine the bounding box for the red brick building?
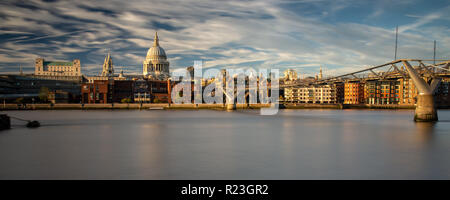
[134,80,170,103]
[149,80,169,103]
[81,80,110,104]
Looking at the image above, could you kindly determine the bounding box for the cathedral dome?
[145,32,167,61]
[143,32,170,77]
[147,46,166,59]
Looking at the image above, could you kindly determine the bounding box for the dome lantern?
[153,32,159,47]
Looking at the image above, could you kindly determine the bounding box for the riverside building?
[398,77,418,105]
[364,80,400,105]
[344,81,365,104]
[81,80,111,104]
[284,85,336,104]
[35,58,81,77]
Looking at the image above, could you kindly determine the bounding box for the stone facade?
[102,53,114,77]
[284,85,336,103]
[35,58,81,76]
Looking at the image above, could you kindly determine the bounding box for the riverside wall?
[0,103,272,110]
[0,103,436,111]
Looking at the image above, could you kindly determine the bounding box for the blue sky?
[0,0,449,77]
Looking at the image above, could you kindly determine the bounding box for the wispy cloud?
[0,0,448,76]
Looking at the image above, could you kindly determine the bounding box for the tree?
[39,87,50,103]
[15,97,24,104]
[121,98,132,104]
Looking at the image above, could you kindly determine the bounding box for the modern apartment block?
[364,80,400,104]
[398,78,418,105]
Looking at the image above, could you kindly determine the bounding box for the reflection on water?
[0,109,449,179]
[414,122,435,143]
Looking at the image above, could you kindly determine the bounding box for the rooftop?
[44,61,73,66]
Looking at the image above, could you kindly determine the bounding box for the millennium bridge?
[283,59,450,122]
[220,59,449,121]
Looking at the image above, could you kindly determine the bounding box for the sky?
[0,0,449,77]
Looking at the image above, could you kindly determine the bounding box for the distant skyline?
[0,0,449,77]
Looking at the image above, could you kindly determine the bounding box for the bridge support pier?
[415,94,438,122]
[402,60,440,122]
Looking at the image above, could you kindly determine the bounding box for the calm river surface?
[0,109,449,179]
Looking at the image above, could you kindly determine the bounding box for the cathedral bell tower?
[102,52,114,77]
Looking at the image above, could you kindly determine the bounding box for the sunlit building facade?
[283,69,298,81]
[35,58,81,77]
[101,52,114,77]
[344,81,364,104]
[284,85,336,104]
[398,78,418,105]
[364,80,400,104]
[143,32,170,80]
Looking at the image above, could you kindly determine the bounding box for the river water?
[0,109,449,179]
